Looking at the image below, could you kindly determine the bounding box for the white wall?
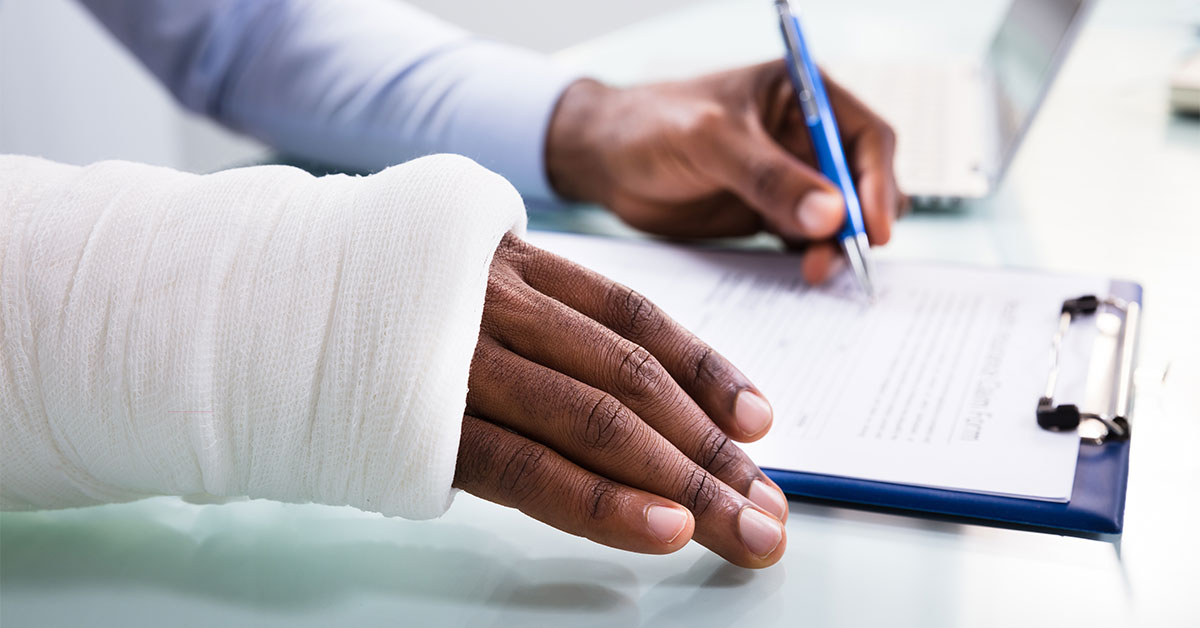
[0,0,692,173]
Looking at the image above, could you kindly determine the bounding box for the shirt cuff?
[439,41,583,201]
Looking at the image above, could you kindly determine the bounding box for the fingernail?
[646,505,689,544]
[739,507,784,558]
[796,191,844,234]
[749,479,789,521]
[735,390,773,436]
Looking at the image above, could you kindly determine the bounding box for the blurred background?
[0,0,700,173]
[2,0,1196,175]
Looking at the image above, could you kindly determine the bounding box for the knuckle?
[880,122,897,146]
[614,343,665,400]
[583,479,623,522]
[689,344,719,387]
[683,102,727,138]
[698,429,737,477]
[498,441,549,503]
[493,232,533,268]
[580,394,633,451]
[686,342,738,400]
[480,277,539,339]
[494,233,557,283]
[518,251,557,288]
[484,268,522,307]
[677,466,719,517]
[868,120,897,153]
[751,161,787,205]
[606,283,663,341]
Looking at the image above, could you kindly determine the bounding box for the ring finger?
[467,337,788,567]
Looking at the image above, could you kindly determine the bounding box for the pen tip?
[859,272,878,303]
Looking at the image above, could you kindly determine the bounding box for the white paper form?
[527,232,1108,502]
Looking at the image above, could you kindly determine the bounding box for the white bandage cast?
[0,153,525,518]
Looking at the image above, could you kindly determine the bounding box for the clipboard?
[764,279,1142,535]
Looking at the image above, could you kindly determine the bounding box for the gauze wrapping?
[0,153,526,518]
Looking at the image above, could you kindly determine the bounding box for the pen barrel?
[806,116,867,240]
[779,7,869,241]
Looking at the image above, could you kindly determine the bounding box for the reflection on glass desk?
[3,0,1199,626]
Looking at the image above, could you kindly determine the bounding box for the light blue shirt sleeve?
[77,0,582,199]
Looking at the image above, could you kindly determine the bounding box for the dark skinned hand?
[546,60,905,283]
[454,61,905,568]
[454,234,789,569]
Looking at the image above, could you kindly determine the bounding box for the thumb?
[699,126,844,240]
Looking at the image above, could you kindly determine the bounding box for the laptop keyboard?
[826,61,988,197]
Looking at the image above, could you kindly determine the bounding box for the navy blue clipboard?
[765,280,1141,535]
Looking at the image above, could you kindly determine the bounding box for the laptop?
[829,0,1094,201]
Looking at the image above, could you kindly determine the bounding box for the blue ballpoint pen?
[774,0,877,299]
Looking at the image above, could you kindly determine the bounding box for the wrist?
[545,78,619,204]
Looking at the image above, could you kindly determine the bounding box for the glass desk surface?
[3,0,1198,626]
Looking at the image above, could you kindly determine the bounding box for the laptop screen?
[986,0,1088,152]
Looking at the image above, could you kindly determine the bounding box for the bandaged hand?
[454,233,789,568]
[1,154,785,568]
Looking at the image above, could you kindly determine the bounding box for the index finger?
[515,243,776,446]
[822,74,902,245]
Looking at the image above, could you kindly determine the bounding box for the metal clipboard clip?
[1037,295,1139,445]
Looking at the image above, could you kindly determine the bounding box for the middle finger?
[467,337,787,566]
[484,278,788,522]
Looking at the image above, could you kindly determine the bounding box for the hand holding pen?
[545,21,904,286]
